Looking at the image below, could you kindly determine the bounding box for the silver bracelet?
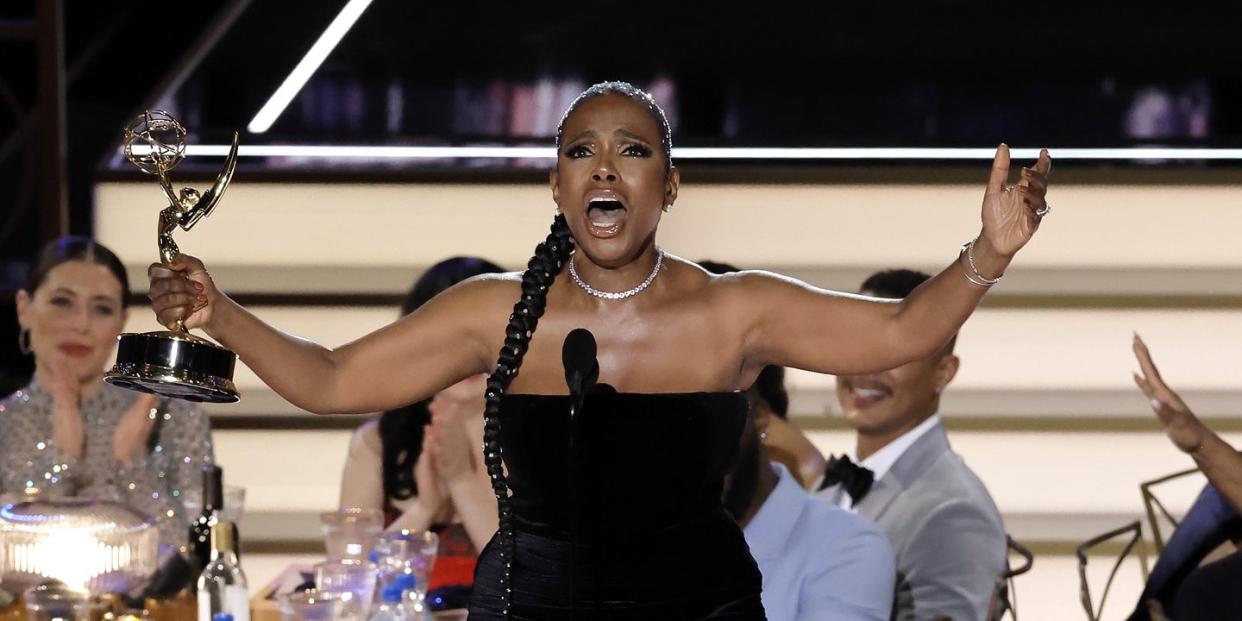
[959,239,1003,287]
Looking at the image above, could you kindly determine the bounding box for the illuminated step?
[96,180,1242,296]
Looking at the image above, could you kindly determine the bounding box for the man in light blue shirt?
[726,365,895,621]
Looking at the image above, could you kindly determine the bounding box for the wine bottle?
[196,521,249,621]
[189,465,223,573]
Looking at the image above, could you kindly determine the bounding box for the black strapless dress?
[468,392,766,620]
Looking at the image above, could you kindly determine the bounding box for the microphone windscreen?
[562,328,598,392]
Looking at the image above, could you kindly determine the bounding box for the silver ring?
[1003,185,1015,193]
[1034,202,1052,217]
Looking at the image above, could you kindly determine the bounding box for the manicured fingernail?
[193,282,203,291]
[197,295,208,302]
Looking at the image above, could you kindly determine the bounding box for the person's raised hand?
[46,359,84,460]
[415,425,448,513]
[428,396,480,483]
[1133,334,1209,454]
[113,393,159,467]
[978,145,1052,261]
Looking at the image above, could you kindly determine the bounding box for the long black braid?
[483,80,672,617]
[482,214,575,615]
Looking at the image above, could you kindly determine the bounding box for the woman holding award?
[4,236,215,546]
[148,82,1052,619]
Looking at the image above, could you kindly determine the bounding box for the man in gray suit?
[816,268,1007,621]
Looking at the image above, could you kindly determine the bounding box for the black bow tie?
[818,455,875,504]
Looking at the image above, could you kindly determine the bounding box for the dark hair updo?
[25,236,130,298]
[555,80,674,171]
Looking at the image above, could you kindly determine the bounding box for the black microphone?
[562,328,599,403]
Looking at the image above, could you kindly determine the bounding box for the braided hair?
[484,80,672,616]
[481,215,574,613]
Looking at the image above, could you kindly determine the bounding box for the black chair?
[1076,521,1149,621]
[987,534,1034,621]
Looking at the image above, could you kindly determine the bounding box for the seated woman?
[2,236,214,546]
[339,257,504,590]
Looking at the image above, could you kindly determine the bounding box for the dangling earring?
[662,203,672,213]
[18,328,31,355]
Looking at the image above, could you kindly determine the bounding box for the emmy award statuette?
[104,110,241,403]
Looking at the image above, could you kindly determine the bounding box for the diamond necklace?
[569,249,664,300]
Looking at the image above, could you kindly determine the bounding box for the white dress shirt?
[833,414,943,511]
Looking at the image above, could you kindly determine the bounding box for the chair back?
[986,534,1034,621]
[1141,467,1202,554]
[1076,521,1150,621]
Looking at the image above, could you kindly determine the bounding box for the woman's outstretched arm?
[736,145,1051,376]
[148,256,511,414]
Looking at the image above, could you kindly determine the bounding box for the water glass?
[183,484,246,521]
[314,560,378,621]
[219,484,247,523]
[373,530,439,585]
[24,583,89,621]
[278,589,349,621]
[320,508,382,562]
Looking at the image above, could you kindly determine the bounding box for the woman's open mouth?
[586,197,627,238]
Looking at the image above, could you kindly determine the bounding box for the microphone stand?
[562,328,598,620]
[568,370,583,621]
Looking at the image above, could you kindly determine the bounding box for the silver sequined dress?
[0,379,215,546]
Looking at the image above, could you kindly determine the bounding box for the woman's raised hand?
[979,145,1052,259]
[427,392,483,483]
[147,254,218,332]
[415,427,448,514]
[1132,334,1209,454]
[46,359,84,460]
[112,393,159,466]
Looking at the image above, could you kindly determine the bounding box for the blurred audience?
[698,260,825,487]
[338,256,504,589]
[725,362,895,620]
[1,236,214,546]
[817,268,1005,621]
[1129,335,1242,620]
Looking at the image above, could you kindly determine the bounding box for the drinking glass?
[24,583,89,621]
[319,508,382,562]
[313,560,378,621]
[277,589,349,621]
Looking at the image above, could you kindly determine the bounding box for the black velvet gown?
[468,392,767,620]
